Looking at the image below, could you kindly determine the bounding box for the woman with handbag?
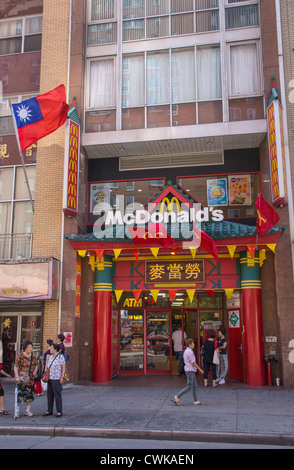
[203,330,218,387]
[43,343,65,418]
[14,341,38,418]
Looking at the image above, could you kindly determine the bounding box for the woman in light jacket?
[43,343,65,418]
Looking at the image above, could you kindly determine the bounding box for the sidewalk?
[0,375,294,446]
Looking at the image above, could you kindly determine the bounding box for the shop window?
[88,177,165,225]
[178,172,260,221]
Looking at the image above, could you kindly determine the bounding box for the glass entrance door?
[0,315,18,376]
[146,310,171,374]
[0,313,42,376]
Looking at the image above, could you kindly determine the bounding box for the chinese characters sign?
[145,260,205,285]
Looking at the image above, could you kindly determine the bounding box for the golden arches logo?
[159,197,181,214]
[69,171,77,184]
[70,123,79,136]
[68,183,77,197]
[143,231,165,240]
[69,159,77,172]
[67,196,76,209]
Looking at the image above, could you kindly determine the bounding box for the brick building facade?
[1,0,294,388]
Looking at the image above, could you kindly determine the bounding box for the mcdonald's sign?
[63,114,80,216]
[267,100,288,206]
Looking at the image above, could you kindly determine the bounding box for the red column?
[93,290,112,383]
[240,251,265,386]
[242,288,265,386]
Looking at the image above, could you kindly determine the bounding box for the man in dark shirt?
[217,328,228,384]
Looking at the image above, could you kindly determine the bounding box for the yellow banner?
[77,250,87,257]
[224,289,234,300]
[227,245,237,259]
[113,249,122,259]
[150,247,160,258]
[150,290,159,303]
[186,289,195,304]
[267,243,276,254]
[115,290,123,303]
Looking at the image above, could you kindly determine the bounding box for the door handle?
[237,344,243,353]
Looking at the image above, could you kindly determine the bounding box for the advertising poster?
[90,183,110,213]
[229,175,251,205]
[207,178,228,206]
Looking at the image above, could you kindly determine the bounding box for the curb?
[1,426,294,447]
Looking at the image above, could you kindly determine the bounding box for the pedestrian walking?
[216,328,228,384]
[171,338,204,406]
[43,343,65,417]
[43,339,53,370]
[203,330,218,387]
[14,341,39,418]
[0,362,12,415]
[172,324,187,362]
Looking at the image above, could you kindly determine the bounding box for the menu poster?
[90,184,110,213]
[229,175,251,205]
[207,178,228,206]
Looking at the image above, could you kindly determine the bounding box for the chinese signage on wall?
[145,260,205,285]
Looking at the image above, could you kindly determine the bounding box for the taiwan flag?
[255,192,280,234]
[12,84,70,152]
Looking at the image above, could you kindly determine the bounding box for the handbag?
[213,341,219,365]
[41,353,59,383]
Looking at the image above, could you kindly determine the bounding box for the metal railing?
[0,233,33,260]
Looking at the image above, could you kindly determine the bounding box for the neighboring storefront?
[0,258,59,374]
[66,181,284,387]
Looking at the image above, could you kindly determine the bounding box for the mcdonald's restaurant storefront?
[66,182,284,387]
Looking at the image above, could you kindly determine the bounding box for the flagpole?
[9,101,34,213]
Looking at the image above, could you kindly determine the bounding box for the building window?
[197,45,222,101]
[0,16,42,55]
[0,165,35,259]
[122,0,220,41]
[88,0,117,45]
[225,1,259,29]
[229,42,260,96]
[91,0,115,20]
[88,58,115,108]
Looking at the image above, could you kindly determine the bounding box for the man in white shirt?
[172,324,187,361]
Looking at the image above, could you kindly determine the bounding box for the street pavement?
[0,375,294,447]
